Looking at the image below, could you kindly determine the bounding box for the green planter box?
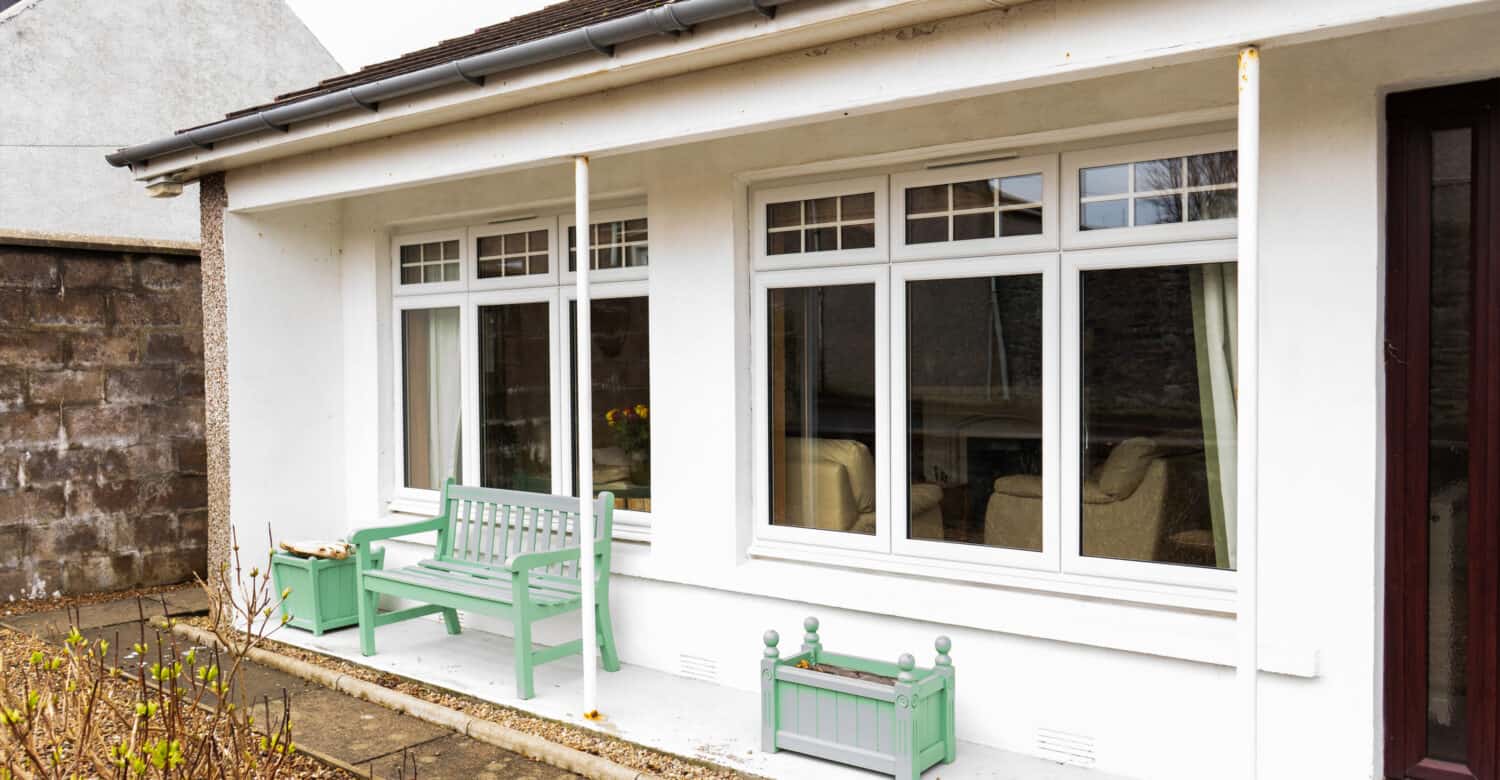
[272,547,384,635]
[761,618,955,780]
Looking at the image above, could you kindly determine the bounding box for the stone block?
[65,479,140,518]
[0,253,58,289]
[139,475,207,514]
[106,368,178,403]
[31,289,108,327]
[177,508,208,539]
[112,292,181,327]
[127,512,178,550]
[0,485,66,524]
[61,256,134,289]
[0,523,31,567]
[173,439,207,474]
[98,442,176,481]
[63,405,140,447]
[142,401,203,439]
[0,409,61,448]
[69,333,141,366]
[143,332,204,365]
[0,329,66,367]
[0,289,25,323]
[179,370,205,399]
[137,258,200,290]
[0,369,24,412]
[22,448,99,485]
[29,369,104,404]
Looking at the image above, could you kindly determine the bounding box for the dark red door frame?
[1385,79,1500,780]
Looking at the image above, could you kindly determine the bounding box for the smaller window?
[765,192,877,256]
[568,218,649,272]
[1078,151,1238,231]
[903,174,1044,245]
[399,239,461,285]
[476,229,549,279]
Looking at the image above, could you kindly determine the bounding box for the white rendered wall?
[217,10,1500,780]
[0,0,339,242]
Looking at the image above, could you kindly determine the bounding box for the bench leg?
[596,589,621,673]
[514,617,535,700]
[442,608,461,635]
[357,588,378,657]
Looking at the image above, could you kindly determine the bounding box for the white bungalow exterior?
[109,1,1500,777]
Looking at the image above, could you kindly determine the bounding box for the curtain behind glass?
[402,308,462,490]
[1190,264,1238,568]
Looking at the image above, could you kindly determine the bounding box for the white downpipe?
[1235,46,1260,779]
[575,155,599,718]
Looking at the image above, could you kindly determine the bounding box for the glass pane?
[841,193,875,221]
[841,223,875,250]
[999,174,1043,205]
[1079,263,1237,569]
[1426,126,1472,764]
[401,266,422,285]
[906,185,948,215]
[768,230,801,255]
[476,235,504,258]
[627,246,649,267]
[1188,151,1237,187]
[1001,208,1044,237]
[423,265,443,283]
[503,233,527,254]
[476,259,503,279]
[623,219,648,243]
[768,201,802,229]
[1135,195,1183,226]
[529,254,548,274]
[806,197,838,225]
[952,180,993,210]
[400,245,420,264]
[597,247,621,270]
[402,308,462,490]
[908,275,1043,548]
[1133,158,1182,192]
[423,242,441,262]
[1080,199,1128,231]
[804,226,838,253]
[906,217,947,244]
[442,262,460,282]
[570,298,652,507]
[503,256,525,275]
[767,284,876,534]
[442,240,460,260]
[1081,164,1128,198]
[1188,189,1238,221]
[479,302,551,492]
[952,212,995,241]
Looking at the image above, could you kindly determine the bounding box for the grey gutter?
[105,0,796,169]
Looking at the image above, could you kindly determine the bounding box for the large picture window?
[754,136,1237,590]
[390,211,651,530]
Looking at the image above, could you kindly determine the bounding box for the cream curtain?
[1191,264,1239,569]
[428,308,463,488]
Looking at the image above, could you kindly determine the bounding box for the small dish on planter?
[761,617,955,779]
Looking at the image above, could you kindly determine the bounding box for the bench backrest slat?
[438,481,612,587]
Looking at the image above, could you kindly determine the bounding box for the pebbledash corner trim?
[760,617,955,779]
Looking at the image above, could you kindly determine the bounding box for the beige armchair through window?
[775,438,942,535]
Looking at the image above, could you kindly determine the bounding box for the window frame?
[1062,132,1238,250]
[464,285,565,498]
[391,228,469,297]
[390,292,475,510]
[559,206,650,283]
[559,280,654,535]
[889,253,1061,570]
[753,264,891,553]
[468,217,560,291]
[751,176,889,270]
[889,154,1058,262]
[1059,239,1238,590]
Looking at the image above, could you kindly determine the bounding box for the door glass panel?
[767,284,877,535]
[401,308,462,489]
[570,297,652,508]
[1426,126,1472,763]
[478,302,551,492]
[906,275,1043,549]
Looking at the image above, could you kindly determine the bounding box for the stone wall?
[0,242,207,599]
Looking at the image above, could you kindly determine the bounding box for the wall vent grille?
[1035,727,1096,767]
[677,653,718,684]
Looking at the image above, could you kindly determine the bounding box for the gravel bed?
[183,618,759,780]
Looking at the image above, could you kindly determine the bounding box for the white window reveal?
[891,155,1057,260]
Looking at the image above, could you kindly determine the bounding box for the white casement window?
[560,207,650,282]
[752,176,888,270]
[389,210,651,533]
[751,136,1238,591]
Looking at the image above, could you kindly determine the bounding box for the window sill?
[745,538,1234,614]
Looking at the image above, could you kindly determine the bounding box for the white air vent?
[1036,727,1096,767]
[677,653,718,684]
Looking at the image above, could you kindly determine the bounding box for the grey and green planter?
[761,617,955,779]
[271,547,384,635]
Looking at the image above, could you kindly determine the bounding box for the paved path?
[1,589,580,780]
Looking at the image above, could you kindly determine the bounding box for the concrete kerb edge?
[169,622,658,780]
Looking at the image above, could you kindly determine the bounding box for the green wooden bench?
[349,480,621,699]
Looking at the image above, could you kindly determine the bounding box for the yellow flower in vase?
[634,404,649,420]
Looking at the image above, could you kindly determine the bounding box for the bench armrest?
[349,515,446,545]
[506,538,609,572]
